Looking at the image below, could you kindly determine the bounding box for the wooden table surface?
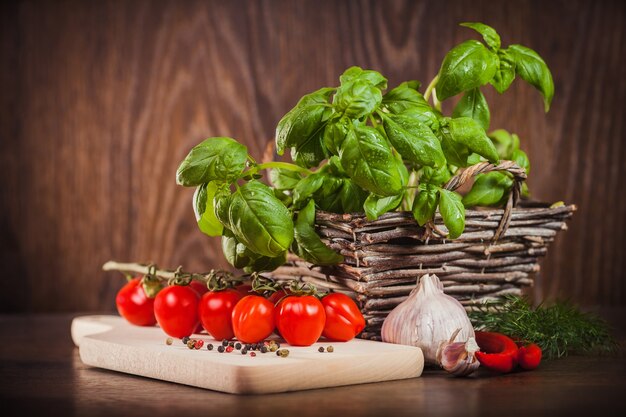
[1,314,624,417]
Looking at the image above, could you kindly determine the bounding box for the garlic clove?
[437,331,481,377]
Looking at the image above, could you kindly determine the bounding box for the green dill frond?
[468,295,619,360]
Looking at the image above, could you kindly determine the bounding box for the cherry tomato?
[198,289,243,340]
[321,293,365,342]
[154,285,200,338]
[275,295,326,346]
[231,295,275,343]
[115,277,157,326]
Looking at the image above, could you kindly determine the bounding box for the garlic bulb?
[381,274,475,364]
[437,328,480,377]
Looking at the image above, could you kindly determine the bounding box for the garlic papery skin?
[437,329,481,377]
[381,274,475,365]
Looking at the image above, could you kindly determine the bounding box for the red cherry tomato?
[321,293,365,342]
[275,295,326,346]
[231,295,275,343]
[115,277,157,326]
[154,285,200,338]
[198,289,243,340]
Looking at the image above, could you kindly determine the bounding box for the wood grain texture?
[0,0,624,312]
[71,315,424,394]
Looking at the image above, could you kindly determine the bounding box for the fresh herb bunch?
[176,22,555,273]
[469,295,619,359]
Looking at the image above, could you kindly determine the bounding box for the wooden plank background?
[0,0,624,312]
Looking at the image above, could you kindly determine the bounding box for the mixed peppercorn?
[166,336,335,358]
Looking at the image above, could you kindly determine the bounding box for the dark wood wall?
[1,0,624,312]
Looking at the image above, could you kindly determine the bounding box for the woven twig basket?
[267,160,576,340]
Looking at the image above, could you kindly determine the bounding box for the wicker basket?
[267,161,576,340]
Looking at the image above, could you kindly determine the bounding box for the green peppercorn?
[318,346,324,353]
[187,340,196,349]
[279,349,290,358]
[327,346,334,353]
[269,345,278,352]
[228,341,235,348]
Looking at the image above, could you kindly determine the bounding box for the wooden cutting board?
[72,315,424,394]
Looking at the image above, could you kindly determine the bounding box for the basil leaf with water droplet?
[462,172,513,208]
[193,182,224,237]
[460,22,501,51]
[438,189,465,239]
[227,180,294,257]
[508,44,555,112]
[176,137,248,186]
[412,183,440,226]
[333,79,383,119]
[452,88,490,131]
[339,125,406,196]
[437,40,498,101]
[382,113,446,168]
[275,87,334,158]
[292,200,344,265]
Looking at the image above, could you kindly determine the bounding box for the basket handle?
[443,160,528,241]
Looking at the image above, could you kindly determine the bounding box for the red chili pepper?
[474,331,519,373]
[517,342,542,370]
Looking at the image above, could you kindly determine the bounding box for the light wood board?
[71,315,424,394]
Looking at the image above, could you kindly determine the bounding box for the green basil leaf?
[507,44,555,112]
[292,173,325,208]
[221,228,255,269]
[338,179,369,213]
[382,114,446,168]
[440,126,470,167]
[452,88,490,131]
[382,81,430,114]
[460,22,501,51]
[462,172,513,207]
[176,137,248,186]
[312,174,344,213]
[437,40,499,101]
[227,180,294,257]
[419,164,453,186]
[193,182,224,237]
[363,192,404,221]
[438,189,465,239]
[339,66,387,89]
[511,148,530,174]
[269,168,303,191]
[447,117,499,163]
[490,49,516,93]
[488,129,515,159]
[323,117,351,156]
[292,200,343,265]
[395,104,442,131]
[290,131,328,168]
[412,183,440,226]
[339,125,406,196]
[467,153,485,166]
[275,87,333,155]
[333,79,383,119]
[243,251,287,273]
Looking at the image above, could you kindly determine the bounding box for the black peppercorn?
[221,340,228,347]
[235,342,242,350]
[217,345,225,353]
[318,346,324,353]
[182,336,190,345]
[207,344,214,351]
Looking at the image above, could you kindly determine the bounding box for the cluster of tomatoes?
[115,277,366,346]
